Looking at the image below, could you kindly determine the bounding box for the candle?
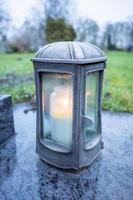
[50,86,72,148]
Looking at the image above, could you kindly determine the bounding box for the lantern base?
[37,138,102,170]
[39,149,101,170]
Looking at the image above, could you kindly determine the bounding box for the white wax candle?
[51,117,72,147]
[50,86,72,148]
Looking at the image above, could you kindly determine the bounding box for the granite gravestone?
[0,95,15,144]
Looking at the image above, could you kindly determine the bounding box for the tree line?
[0,0,133,52]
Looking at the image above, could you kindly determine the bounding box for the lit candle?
[50,86,72,148]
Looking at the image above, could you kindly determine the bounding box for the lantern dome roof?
[32,41,106,64]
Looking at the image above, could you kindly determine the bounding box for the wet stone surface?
[0,103,133,200]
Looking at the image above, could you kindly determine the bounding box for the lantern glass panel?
[85,72,99,143]
[42,73,73,149]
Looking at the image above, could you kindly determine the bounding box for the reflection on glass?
[85,72,99,143]
[42,73,73,149]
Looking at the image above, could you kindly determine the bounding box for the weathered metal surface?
[32,42,106,64]
[0,95,15,144]
[32,42,106,169]
[0,104,133,200]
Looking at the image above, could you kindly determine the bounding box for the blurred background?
[1,0,133,52]
[0,0,133,112]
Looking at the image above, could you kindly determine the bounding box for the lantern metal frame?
[32,42,106,169]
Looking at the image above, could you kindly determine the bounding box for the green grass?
[0,53,34,103]
[0,51,133,112]
[0,53,33,76]
[0,82,35,103]
[103,51,133,112]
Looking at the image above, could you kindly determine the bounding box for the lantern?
[31,42,106,169]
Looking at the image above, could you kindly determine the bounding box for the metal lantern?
[31,41,106,169]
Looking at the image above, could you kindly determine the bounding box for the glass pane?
[42,73,73,149]
[85,72,99,143]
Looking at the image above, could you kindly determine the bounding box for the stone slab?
[0,103,133,200]
[0,94,15,144]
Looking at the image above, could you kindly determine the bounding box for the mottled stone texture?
[0,104,133,200]
[0,95,15,144]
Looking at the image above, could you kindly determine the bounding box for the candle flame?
[50,86,72,118]
[86,91,91,96]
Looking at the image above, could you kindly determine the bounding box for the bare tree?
[100,23,114,50]
[0,0,10,52]
[43,0,73,20]
[9,4,45,52]
[102,18,133,51]
[75,17,99,45]
[127,16,133,51]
